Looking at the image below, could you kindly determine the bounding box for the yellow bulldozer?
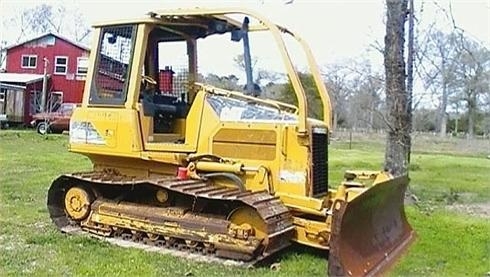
[47,8,415,276]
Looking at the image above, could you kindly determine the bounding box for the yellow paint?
[66,8,398,252]
[275,192,325,215]
[292,216,330,249]
[228,207,267,241]
[89,202,260,254]
[64,187,92,220]
[156,189,169,203]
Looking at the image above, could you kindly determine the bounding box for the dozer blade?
[328,175,415,277]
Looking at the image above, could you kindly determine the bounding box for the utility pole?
[41,57,49,112]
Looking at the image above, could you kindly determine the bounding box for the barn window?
[90,24,136,105]
[55,56,68,74]
[21,55,37,68]
[77,57,89,75]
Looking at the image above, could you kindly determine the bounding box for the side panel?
[69,107,143,157]
[274,125,310,196]
[207,122,281,193]
[212,128,277,161]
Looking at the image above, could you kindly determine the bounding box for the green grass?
[392,208,490,277]
[1,131,489,276]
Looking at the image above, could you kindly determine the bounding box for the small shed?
[0,73,48,125]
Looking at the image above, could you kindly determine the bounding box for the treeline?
[200,26,489,138]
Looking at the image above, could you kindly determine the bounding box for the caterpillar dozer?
[47,7,415,276]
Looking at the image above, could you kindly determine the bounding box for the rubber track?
[48,171,295,264]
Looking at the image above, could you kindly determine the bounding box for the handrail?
[196,83,298,114]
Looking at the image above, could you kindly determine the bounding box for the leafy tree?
[203,74,242,91]
[279,72,323,120]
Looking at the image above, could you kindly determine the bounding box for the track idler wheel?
[64,186,95,220]
[228,207,267,242]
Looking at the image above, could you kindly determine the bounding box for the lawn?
[1,130,489,276]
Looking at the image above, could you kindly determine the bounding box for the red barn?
[2,33,89,124]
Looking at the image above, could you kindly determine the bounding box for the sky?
[0,0,489,106]
[1,0,488,65]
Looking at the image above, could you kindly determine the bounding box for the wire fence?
[332,128,490,156]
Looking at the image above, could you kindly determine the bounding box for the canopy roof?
[92,7,290,41]
[0,73,46,85]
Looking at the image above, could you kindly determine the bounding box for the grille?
[311,129,328,195]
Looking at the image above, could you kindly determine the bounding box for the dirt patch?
[446,203,490,218]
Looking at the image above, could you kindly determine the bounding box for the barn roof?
[0,73,47,84]
[5,33,90,52]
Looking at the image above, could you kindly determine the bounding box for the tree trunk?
[384,0,410,177]
[333,109,338,131]
[467,92,476,138]
[439,57,448,137]
[440,111,447,136]
[468,111,474,138]
[439,83,448,136]
[369,102,375,130]
[406,0,414,163]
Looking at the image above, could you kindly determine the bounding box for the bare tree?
[21,4,62,34]
[346,62,385,130]
[384,0,410,176]
[418,29,459,136]
[0,3,91,69]
[2,3,91,44]
[425,0,490,138]
[321,60,386,131]
[350,65,384,130]
[0,40,6,70]
[323,64,351,130]
[451,37,490,138]
[24,4,90,43]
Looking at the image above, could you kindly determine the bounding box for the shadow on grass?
[255,242,328,268]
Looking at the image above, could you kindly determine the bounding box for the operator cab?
[86,10,330,151]
[87,15,245,146]
[138,16,243,144]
